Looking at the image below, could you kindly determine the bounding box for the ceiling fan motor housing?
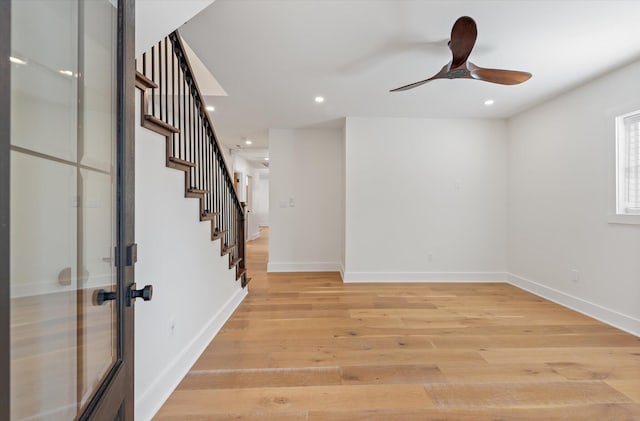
[449,68,469,79]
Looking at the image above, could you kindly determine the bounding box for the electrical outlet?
[570,269,579,283]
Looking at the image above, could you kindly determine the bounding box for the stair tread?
[221,243,236,255]
[188,188,209,194]
[168,157,196,167]
[202,211,218,220]
[135,71,158,89]
[144,114,179,133]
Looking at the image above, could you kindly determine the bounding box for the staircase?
[134,31,249,287]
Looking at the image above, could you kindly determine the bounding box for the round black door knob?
[95,289,116,306]
[131,284,153,301]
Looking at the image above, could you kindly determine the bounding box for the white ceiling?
[180,0,640,153]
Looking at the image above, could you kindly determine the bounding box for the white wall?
[339,126,346,274]
[268,128,344,272]
[252,169,270,235]
[344,117,508,282]
[134,91,246,421]
[507,60,640,335]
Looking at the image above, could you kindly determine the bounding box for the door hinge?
[126,243,137,266]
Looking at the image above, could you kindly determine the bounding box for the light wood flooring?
[155,227,640,420]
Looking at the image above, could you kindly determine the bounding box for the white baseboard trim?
[267,262,341,272]
[135,286,248,421]
[339,263,345,280]
[342,271,507,283]
[507,273,640,337]
[248,231,261,241]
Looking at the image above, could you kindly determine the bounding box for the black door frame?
[0,0,11,420]
[0,0,136,419]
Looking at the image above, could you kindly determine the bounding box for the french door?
[1,0,136,419]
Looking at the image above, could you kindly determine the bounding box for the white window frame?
[610,109,640,224]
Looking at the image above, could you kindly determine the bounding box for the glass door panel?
[10,1,119,419]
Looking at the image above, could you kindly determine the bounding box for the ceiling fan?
[390,16,531,92]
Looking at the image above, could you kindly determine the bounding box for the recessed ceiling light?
[206,105,215,112]
[10,56,27,65]
[314,96,324,103]
[59,70,74,77]
[264,157,269,161]
[484,99,495,106]
[245,139,252,145]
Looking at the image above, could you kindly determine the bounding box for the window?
[615,110,640,216]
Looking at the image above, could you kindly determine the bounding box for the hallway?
[154,228,640,420]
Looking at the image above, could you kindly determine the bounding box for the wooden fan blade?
[390,78,432,92]
[450,16,477,67]
[469,64,532,85]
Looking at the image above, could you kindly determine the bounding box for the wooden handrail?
[168,32,241,209]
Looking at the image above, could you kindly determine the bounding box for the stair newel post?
[239,202,247,286]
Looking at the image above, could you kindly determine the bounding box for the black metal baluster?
[201,115,205,191]
[187,79,191,165]
[181,65,185,161]
[205,129,210,214]
[181,66,186,162]
[226,180,229,246]
[210,134,214,214]
[157,41,162,120]
[197,111,202,190]
[198,111,203,190]
[189,87,194,183]
[150,45,155,116]
[221,172,226,243]
[216,155,221,232]
[171,43,176,156]
[176,60,181,160]
[214,154,218,229]
[225,170,229,243]
[165,38,169,125]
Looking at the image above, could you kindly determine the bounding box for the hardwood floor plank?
[423,381,632,407]
[308,404,640,421]
[605,380,640,402]
[548,361,640,381]
[438,363,568,383]
[178,367,342,390]
[268,349,487,368]
[156,384,432,418]
[479,347,640,365]
[340,364,446,384]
